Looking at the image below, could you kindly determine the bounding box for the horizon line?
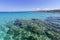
[0,9,60,12]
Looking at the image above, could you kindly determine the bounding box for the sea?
[0,12,60,40]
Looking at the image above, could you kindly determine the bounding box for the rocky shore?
[39,10,60,13]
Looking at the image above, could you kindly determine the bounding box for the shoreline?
[0,10,60,14]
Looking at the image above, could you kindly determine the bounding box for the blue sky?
[0,0,60,11]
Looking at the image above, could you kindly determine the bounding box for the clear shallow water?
[0,12,60,40]
[0,12,60,24]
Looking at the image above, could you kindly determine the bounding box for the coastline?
[0,10,60,14]
[38,10,60,14]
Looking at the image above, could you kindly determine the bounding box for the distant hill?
[47,10,60,13]
[39,10,60,13]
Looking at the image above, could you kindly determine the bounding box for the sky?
[0,0,60,11]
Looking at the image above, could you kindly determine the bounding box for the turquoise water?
[0,12,60,40]
[0,12,60,24]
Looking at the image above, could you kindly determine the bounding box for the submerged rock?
[3,19,60,40]
[14,19,22,26]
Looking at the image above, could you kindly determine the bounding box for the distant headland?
[38,9,60,13]
[0,10,60,13]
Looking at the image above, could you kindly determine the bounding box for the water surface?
[0,12,60,40]
[0,12,60,24]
